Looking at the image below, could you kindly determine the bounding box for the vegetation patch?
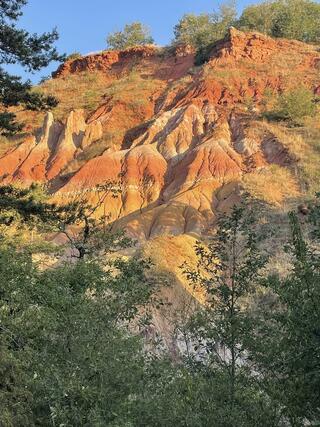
[264,87,317,125]
[38,72,110,120]
[242,164,299,205]
[262,119,320,195]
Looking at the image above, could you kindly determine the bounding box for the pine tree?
[0,0,64,135]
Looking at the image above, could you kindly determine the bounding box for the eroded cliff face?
[1,28,319,240]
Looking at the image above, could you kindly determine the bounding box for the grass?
[143,234,206,303]
[261,118,320,196]
[102,70,160,109]
[38,71,110,121]
[37,68,161,122]
[202,64,247,90]
[202,43,319,98]
[1,69,161,158]
[0,135,15,156]
[242,164,299,205]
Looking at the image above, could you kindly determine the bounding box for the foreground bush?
[1,185,320,426]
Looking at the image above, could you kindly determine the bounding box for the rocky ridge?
[1,28,319,240]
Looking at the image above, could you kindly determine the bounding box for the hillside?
[1,27,320,246]
[2,0,320,421]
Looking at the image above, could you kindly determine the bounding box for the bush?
[107,22,154,50]
[65,52,82,61]
[271,87,316,124]
[194,42,216,66]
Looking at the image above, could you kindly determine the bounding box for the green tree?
[0,0,64,135]
[237,0,320,43]
[250,206,320,425]
[42,183,130,260]
[0,182,158,426]
[0,183,130,259]
[173,14,214,48]
[237,0,284,35]
[106,22,154,50]
[173,2,236,64]
[0,247,155,426]
[272,0,320,41]
[181,203,278,426]
[0,184,52,226]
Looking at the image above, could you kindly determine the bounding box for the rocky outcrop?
[209,27,278,62]
[52,45,160,78]
[2,28,314,239]
[0,110,103,184]
[209,26,316,64]
[13,113,63,182]
[52,44,195,81]
[0,135,36,181]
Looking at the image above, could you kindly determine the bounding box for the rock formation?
[1,28,318,239]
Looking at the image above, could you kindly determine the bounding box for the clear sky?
[9,0,255,83]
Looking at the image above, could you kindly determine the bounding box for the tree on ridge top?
[106,22,154,50]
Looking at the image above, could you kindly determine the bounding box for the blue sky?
[9,0,255,82]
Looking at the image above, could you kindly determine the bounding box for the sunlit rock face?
[1,28,318,239]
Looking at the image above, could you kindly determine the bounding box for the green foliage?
[0,111,23,135]
[0,183,158,426]
[237,0,320,42]
[106,22,154,50]
[50,184,132,260]
[173,2,236,65]
[65,51,82,61]
[2,183,320,425]
[181,203,277,425]
[267,87,316,124]
[0,183,131,259]
[237,0,283,35]
[0,0,64,135]
[127,362,276,427]
[0,247,155,426]
[174,13,213,48]
[249,205,320,425]
[0,184,51,227]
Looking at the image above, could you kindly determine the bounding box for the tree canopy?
[237,0,320,42]
[106,22,154,50]
[172,0,320,65]
[0,0,64,135]
[173,2,236,50]
[1,185,320,425]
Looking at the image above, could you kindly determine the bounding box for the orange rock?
[0,135,36,182]
[2,29,315,238]
[13,113,63,183]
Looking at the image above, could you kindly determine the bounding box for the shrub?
[106,22,154,50]
[66,52,82,61]
[272,87,316,124]
[194,43,216,66]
